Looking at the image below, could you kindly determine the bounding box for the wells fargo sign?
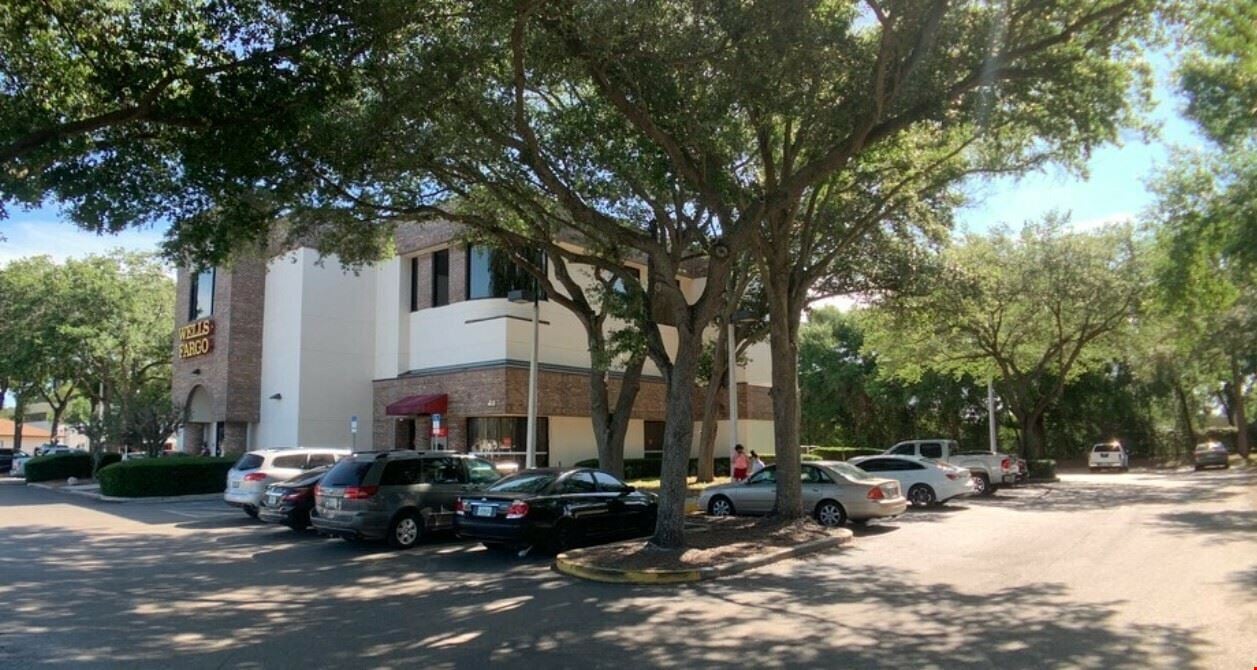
[178,319,215,359]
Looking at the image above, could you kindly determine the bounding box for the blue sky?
[0,53,1203,266]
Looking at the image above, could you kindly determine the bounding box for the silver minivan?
[312,450,502,548]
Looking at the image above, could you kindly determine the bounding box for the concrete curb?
[554,528,853,585]
[27,482,223,504]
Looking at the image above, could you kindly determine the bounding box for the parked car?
[1088,442,1129,472]
[455,467,658,553]
[0,448,20,473]
[312,450,503,548]
[696,461,906,527]
[225,447,351,518]
[9,450,31,477]
[258,466,332,530]
[1193,442,1229,471]
[848,455,975,506]
[882,439,1017,496]
[34,444,78,457]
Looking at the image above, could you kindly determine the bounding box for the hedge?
[810,447,883,461]
[1028,459,1057,480]
[93,452,122,476]
[97,457,236,498]
[24,452,93,482]
[574,457,732,480]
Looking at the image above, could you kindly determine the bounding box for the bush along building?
[171,221,774,467]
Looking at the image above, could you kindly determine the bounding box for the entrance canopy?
[385,393,448,416]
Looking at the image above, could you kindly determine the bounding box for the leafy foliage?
[96,457,235,498]
[23,452,92,482]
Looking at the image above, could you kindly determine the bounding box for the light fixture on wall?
[269,393,282,400]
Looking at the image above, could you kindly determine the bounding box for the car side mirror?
[622,486,636,495]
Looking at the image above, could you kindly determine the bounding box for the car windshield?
[488,472,557,494]
[233,454,264,470]
[828,462,877,482]
[321,459,374,487]
[1093,443,1121,453]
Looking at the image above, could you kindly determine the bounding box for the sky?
[0,53,1205,269]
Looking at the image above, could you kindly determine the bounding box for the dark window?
[189,268,215,321]
[272,454,307,469]
[856,459,890,472]
[409,257,420,312]
[899,460,926,471]
[888,443,915,456]
[307,453,336,468]
[466,458,501,486]
[466,417,549,467]
[592,471,630,493]
[558,471,597,494]
[322,460,375,487]
[802,466,832,484]
[422,457,464,484]
[432,249,450,307]
[465,245,545,300]
[920,443,943,459]
[746,467,777,486]
[643,421,666,459]
[487,472,556,493]
[381,459,422,486]
[233,454,264,471]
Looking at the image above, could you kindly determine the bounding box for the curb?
[27,482,223,504]
[554,528,853,585]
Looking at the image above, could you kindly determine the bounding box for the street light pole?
[987,378,997,454]
[525,288,539,469]
[727,319,739,460]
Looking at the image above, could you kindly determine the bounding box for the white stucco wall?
[256,252,306,448]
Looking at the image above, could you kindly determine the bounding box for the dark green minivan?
[311,450,502,548]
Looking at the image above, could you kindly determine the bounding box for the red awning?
[385,393,448,416]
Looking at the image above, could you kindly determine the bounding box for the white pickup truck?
[884,439,1018,496]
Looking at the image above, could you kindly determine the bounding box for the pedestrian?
[750,450,766,475]
[732,444,750,482]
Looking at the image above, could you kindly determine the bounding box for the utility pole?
[988,379,998,453]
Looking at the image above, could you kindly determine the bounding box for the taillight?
[506,500,529,519]
[454,499,466,516]
[283,489,311,501]
[1001,457,1011,470]
[313,484,322,497]
[867,486,885,500]
[343,486,379,500]
[243,472,266,482]
[946,472,962,480]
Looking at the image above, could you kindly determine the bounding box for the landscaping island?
[555,517,853,584]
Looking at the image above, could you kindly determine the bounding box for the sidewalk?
[26,480,222,504]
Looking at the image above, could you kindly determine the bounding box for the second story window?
[189,267,215,321]
[466,245,544,300]
[409,257,419,312]
[432,249,449,307]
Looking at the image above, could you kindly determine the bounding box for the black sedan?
[257,465,331,530]
[455,467,657,553]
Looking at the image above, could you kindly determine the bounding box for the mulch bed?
[568,516,842,572]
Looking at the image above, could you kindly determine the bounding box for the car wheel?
[287,512,311,531]
[972,473,991,497]
[550,521,582,554]
[813,500,847,527]
[907,484,936,507]
[388,511,423,549]
[243,505,260,519]
[707,495,735,517]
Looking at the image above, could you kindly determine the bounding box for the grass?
[628,475,732,496]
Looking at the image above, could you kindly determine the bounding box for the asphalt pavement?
[0,468,1253,669]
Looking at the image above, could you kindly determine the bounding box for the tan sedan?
[697,461,907,527]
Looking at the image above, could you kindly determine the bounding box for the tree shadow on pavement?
[963,470,1253,514]
[0,519,1206,670]
[1151,510,1257,544]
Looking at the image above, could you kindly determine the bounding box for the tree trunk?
[650,329,703,549]
[13,395,25,452]
[768,284,804,520]
[1012,407,1046,459]
[1231,355,1249,459]
[696,328,730,483]
[587,353,645,478]
[1172,380,1195,458]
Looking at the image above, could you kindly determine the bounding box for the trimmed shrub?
[810,446,883,461]
[97,457,236,497]
[1028,459,1057,480]
[93,452,122,476]
[24,452,93,482]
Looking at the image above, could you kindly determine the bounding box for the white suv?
[225,448,351,517]
[1088,442,1129,472]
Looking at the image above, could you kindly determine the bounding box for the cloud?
[0,218,168,268]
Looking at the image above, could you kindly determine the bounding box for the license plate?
[474,505,495,518]
[230,481,240,489]
[325,497,340,510]
[266,495,280,506]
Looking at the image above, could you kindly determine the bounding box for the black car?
[258,465,331,530]
[0,448,18,473]
[455,467,657,553]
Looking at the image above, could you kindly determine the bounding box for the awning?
[385,393,448,416]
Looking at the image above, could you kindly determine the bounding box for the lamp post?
[508,286,540,469]
[726,309,758,459]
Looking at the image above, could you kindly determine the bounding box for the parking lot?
[1,468,1253,669]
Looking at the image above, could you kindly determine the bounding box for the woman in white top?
[749,450,766,475]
